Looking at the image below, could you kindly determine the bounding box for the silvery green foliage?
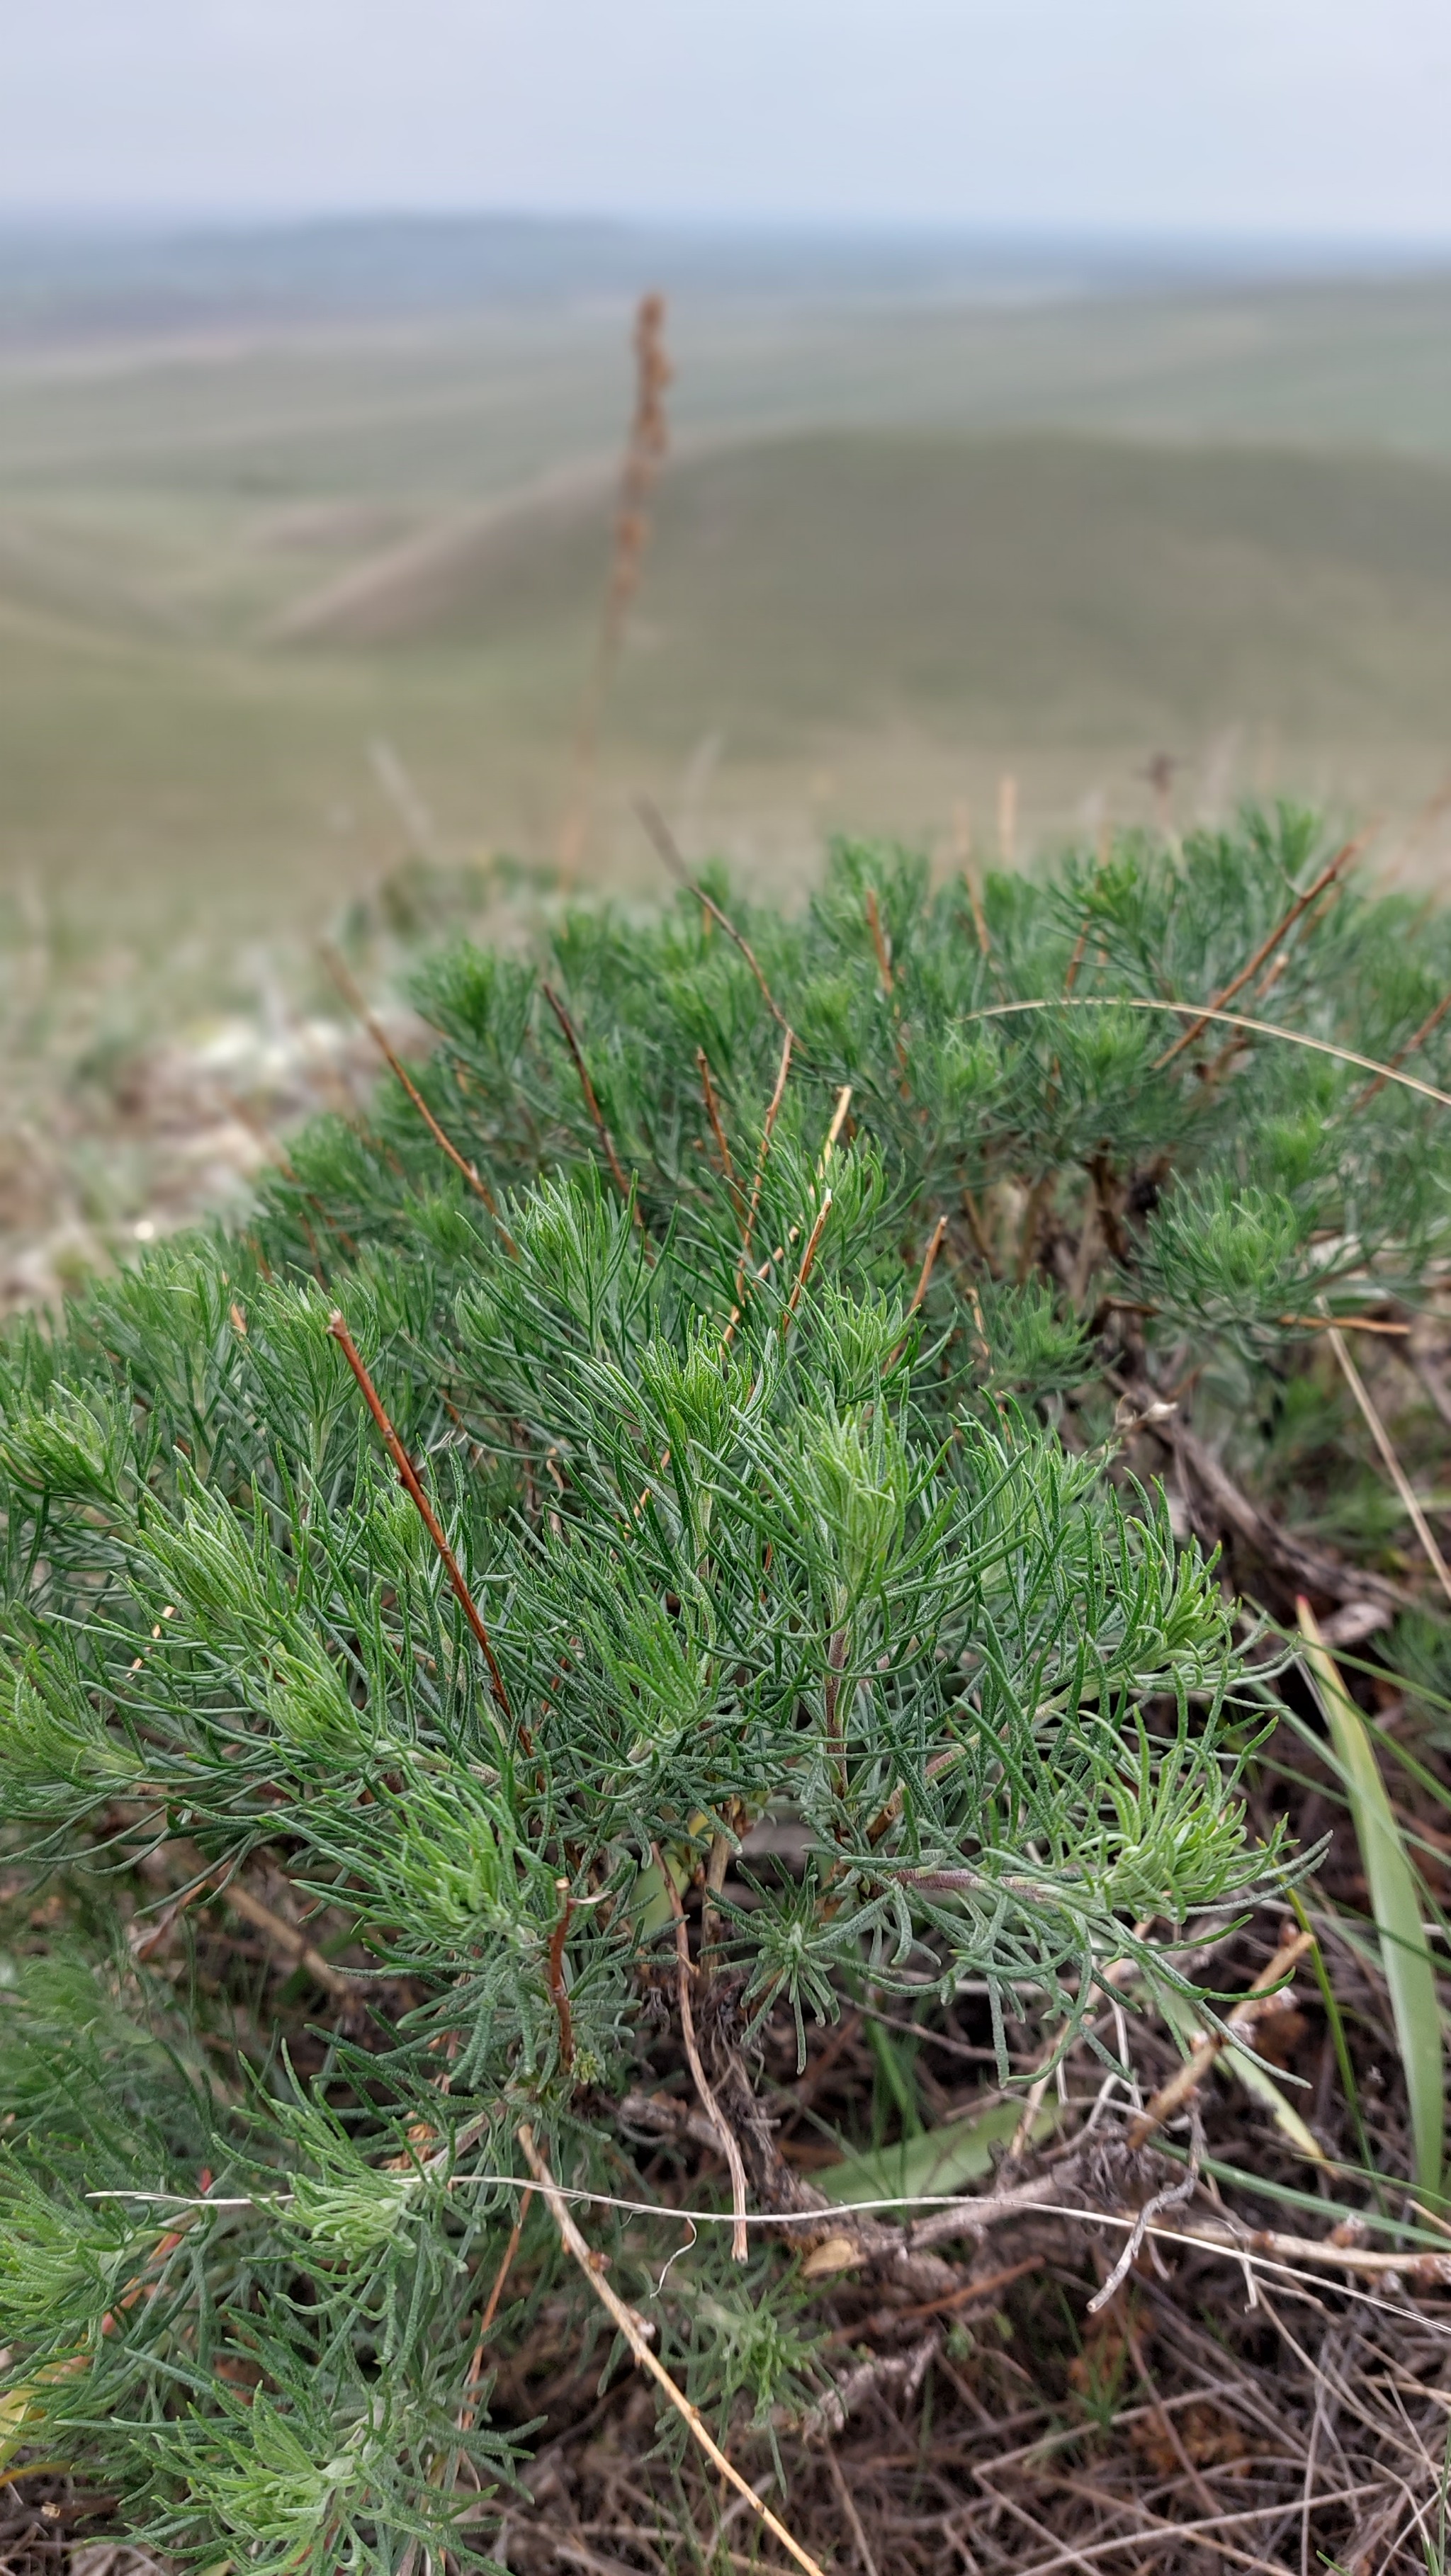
[0,805,1443,2565]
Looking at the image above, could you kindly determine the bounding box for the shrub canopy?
[1,808,1448,2565]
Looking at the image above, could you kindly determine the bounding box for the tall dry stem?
[558,292,672,883]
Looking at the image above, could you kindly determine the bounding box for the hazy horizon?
[5,208,1451,261]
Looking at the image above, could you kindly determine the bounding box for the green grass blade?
[815,2096,1061,2205]
[1156,1982,1326,2164]
[1298,1599,1445,2194]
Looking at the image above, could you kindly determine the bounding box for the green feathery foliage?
[1,805,1448,2565]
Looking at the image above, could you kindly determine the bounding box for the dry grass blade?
[968,994,1451,1109]
[1323,1319,1451,1607]
[909,1214,947,1313]
[824,2445,881,2576]
[818,1082,853,1171]
[515,2123,829,2576]
[328,1308,516,1742]
[1298,1599,1445,2195]
[1280,1311,1408,1335]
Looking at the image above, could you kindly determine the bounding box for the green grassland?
[3,256,1451,954]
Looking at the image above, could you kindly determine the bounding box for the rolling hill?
[3,233,1451,944]
[280,429,1451,754]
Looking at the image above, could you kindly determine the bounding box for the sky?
[6,0,1451,242]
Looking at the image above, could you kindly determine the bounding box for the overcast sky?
[6,0,1451,240]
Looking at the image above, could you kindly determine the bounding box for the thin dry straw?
[1325,1319,1451,1608]
[962,996,1451,1111]
[79,2174,1451,2255]
[83,2179,1451,2328]
[517,2123,828,2576]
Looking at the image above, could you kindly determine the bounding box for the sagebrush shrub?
[0,806,1446,2565]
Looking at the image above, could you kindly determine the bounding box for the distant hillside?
[0,215,1385,348]
[281,429,1451,751]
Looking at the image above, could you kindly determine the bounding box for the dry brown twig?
[213,1877,363,2001]
[883,1214,948,1371]
[909,1213,947,1313]
[515,2123,829,2576]
[1114,1366,1413,1618]
[1127,1927,1316,2149]
[657,1854,750,2262]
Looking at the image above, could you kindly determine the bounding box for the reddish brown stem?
[735,1028,793,1293]
[1355,989,1451,1106]
[1155,837,1361,1067]
[456,2184,535,2436]
[638,797,795,1038]
[781,1191,832,1337]
[824,1625,849,1798]
[696,1045,745,1224]
[1062,908,1093,996]
[547,1878,575,2070]
[541,982,638,1217]
[865,886,894,994]
[322,943,501,1218]
[885,1215,948,1369]
[559,295,672,878]
[328,1310,518,1745]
